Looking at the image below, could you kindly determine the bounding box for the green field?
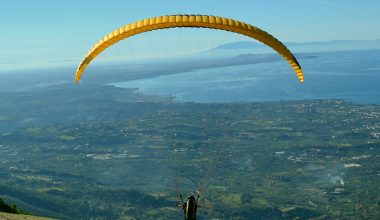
[0,85,379,219]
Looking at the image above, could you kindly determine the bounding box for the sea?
[111,50,380,104]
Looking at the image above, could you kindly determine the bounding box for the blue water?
[112,50,380,104]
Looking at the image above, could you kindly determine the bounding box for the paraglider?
[74,14,304,83]
[176,194,202,220]
[73,14,305,219]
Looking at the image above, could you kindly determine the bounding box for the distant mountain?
[285,39,380,46]
[232,53,318,61]
[213,41,264,50]
[214,39,380,49]
[211,39,380,52]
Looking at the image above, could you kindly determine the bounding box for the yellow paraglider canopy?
[75,15,304,83]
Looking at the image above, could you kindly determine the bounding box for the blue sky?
[1,0,380,71]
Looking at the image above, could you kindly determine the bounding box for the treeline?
[0,197,20,214]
